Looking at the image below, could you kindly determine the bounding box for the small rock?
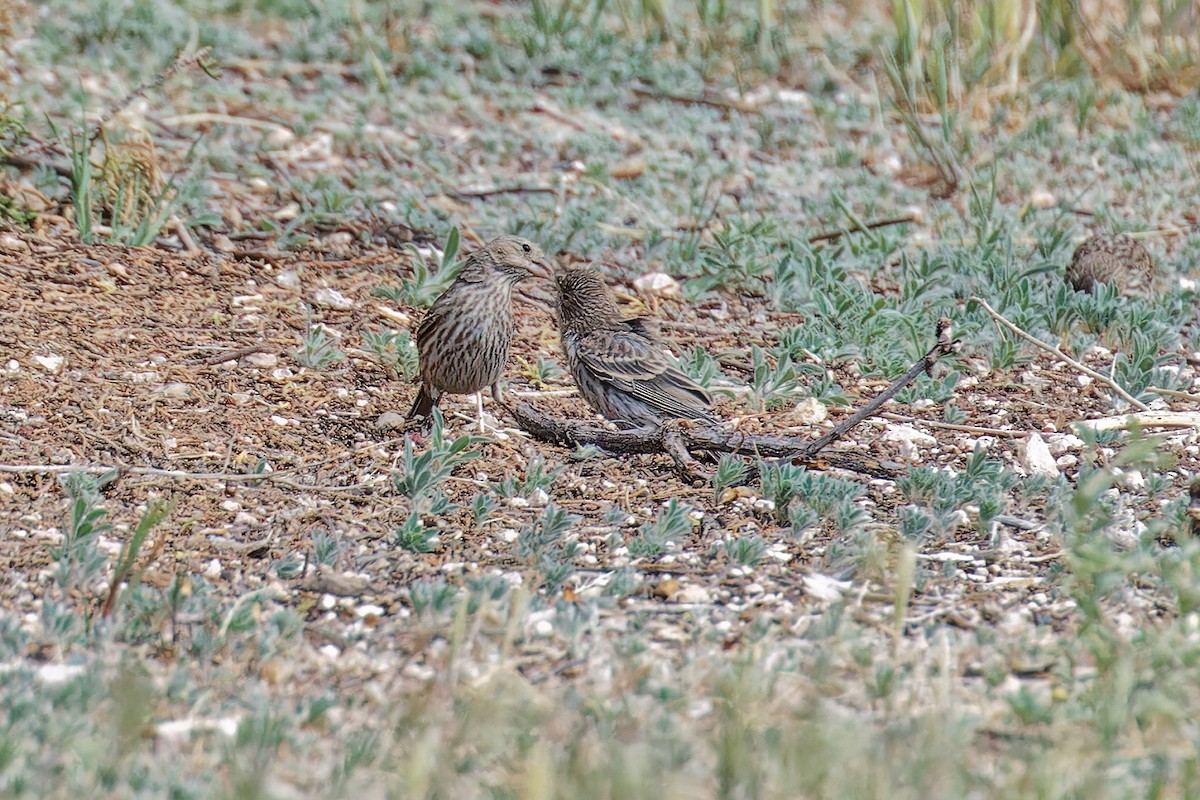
[156,716,241,741]
[204,559,222,579]
[805,573,851,603]
[312,287,353,310]
[107,261,130,279]
[751,498,776,514]
[777,89,811,107]
[355,604,385,619]
[33,354,64,373]
[610,156,646,179]
[275,270,301,290]
[1046,433,1084,455]
[528,487,550,507]
[1029,188,1056,208]
[633,272,680,297]
[374,411,407,430]
[233,511,258,527]
[883,424,936,447]
[273,202,300,222]
[219,500,240,512]
[322,232,353,249]
[35,664,86,686]
[319,644,341,659]
[675,585,711,604]
[159,382,192,399]
[243,352,278,369]
[1018,433,1058,477]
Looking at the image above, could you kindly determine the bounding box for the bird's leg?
[490,380,516,416]
[475,391,490,434]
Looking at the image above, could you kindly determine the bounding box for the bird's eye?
[521,243,531,253]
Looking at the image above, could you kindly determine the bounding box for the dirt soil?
[1,228,1195,676]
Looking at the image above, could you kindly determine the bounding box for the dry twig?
[807,214,918,245]
[971,296,1150,411]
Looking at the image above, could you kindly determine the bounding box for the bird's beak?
[527,256,555,280]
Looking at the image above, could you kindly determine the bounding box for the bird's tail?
[407,384,437,420]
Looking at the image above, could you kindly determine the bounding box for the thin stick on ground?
[971,296,1150,411]
[1146,386,1200,404]
[513,319,961,478]
[878,412,1027,437]
[443,185,557,201]
[806,214,918,245]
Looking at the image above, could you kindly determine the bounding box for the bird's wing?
[577,326,714,419]
[414,304,443,346]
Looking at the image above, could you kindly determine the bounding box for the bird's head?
[479,235,554,283]
[555,267,621,330]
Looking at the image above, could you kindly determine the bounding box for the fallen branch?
[513,318,962,479]
[511,403,907,480]
[1072,411,1200,434]
[971,296,1150,412]
[795,318,961,459]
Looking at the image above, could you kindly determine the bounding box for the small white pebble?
[355,604,385,619]
[1029,188,1055,208]
[160,382,192,399]
[632,272,680,297]
[33,354,63,372]
[312,287,353,310]
[244,352,278,369]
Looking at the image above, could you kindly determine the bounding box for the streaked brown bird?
[555,267,718,429]
[408,236,552,427]
[1065,234,1153,294]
